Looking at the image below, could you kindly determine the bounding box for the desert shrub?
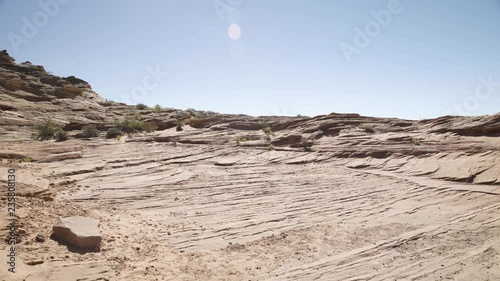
[239,137,248,142]
[263,126,272,135]
[103,99,113,107]
[54,130,68,142]
[1,80,23,91]
[236,137,249,145]
[136,103,148,110]
[154,104,162,113]
[82,124,99,138]
[106,128,122,139]
[176,122,184,131]
[362,124,375,133]
[301,136,314,151]
[22,157,32,163]
[36,119,61,140]
[116,116,144,134]
[142,122,158,133]
[187,117,206,128]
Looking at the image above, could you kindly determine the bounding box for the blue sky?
[1,0,499,119]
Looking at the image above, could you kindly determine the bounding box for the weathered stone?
[35,234,45,243]
[52,216,102,249]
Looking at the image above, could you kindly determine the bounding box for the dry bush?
[82,124,99,138]
[362,124,375,133]
[36,119,61,141]
[1,80,23,91]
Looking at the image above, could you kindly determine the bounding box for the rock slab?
[52,216,102,249]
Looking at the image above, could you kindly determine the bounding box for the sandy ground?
[1,135,499,281]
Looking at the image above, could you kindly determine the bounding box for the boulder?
[52,216,102,249]
[271,133,302,146]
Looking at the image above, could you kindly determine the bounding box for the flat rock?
[52,216,102,249]
[24,261,116,281]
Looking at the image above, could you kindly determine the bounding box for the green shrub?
[153,104,162,113]
[114,116,157,134]
[136,103,148,110]
[36,119,61,140]
[362,124,375,133]
[263,126,272,135]
[302,137,314,151]
[106,128,122,139]
[54,130,68,142]
[142,122,158,133]
[116,116,144,134]
[22,157,32,163]
[176,121,183,131]
[82,124,99,138]
[103,99,113,107]
[187,117,206,128]
[236,137,249,145]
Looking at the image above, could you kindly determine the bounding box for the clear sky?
[1,0,499,119]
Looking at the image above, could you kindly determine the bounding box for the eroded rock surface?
[1,50,499,280]
[52,216,102,249]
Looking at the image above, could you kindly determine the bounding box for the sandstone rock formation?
[52,216,102,249]
[0,50,499,280]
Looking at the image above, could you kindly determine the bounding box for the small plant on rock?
[116,116,144,134]
[82,124,99,138]
[263,126,272,135]
[54,130,68,142]
[36,119,61,140]
[236,137,249,146]
[301,136,314,151]
[154,104,162,113]
[142,122,158,133]
[22,157,32,163]
[103,99,113,107]
[187,117,206,128]
[176,121,184,131]
[136,103,148,110]
[362,124,375,134]
[106,128,122,139]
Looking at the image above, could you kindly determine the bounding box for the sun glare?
[228,23,241,40]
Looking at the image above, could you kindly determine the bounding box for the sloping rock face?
[419,114,500,136]
[24,261,116,281]
[1,49,499,184]
[52,216,102,249]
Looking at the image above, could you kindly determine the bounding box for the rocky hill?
[0,50,499,281]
